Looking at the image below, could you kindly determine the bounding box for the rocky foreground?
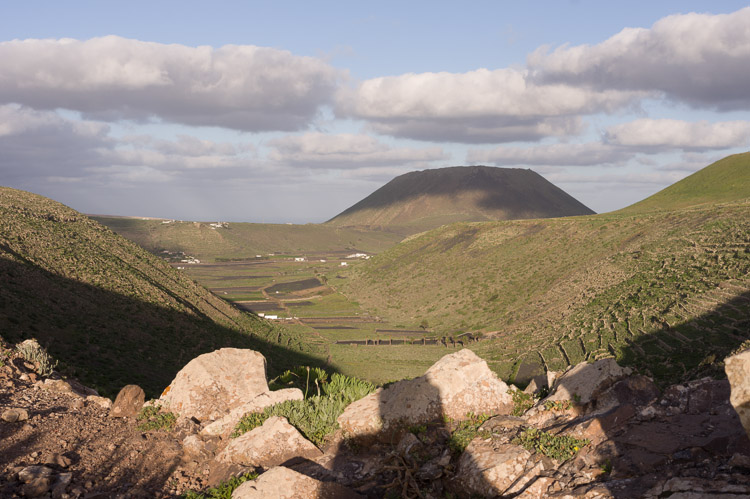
[2,340,750,498]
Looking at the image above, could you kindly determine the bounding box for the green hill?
[0,187,325,397]
[619,152,750,213]
[326,166,595,234]
[340,199,750,386]
[93,216,403,262]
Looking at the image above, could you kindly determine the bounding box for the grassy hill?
[619,152,750,214]
[326,166,595,234]
[93,216,403,262]
[0,187,326,397]
[340,172,750,385]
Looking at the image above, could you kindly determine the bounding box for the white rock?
[725,348,750,438]
[159,348,268,421]
[218,416,322,468]
[338,349,513,439]
[202,388,303,436]
[456,440,536,497]
[231,466,361,499]
[544,358,631,406]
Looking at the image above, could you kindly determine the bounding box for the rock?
[544,359,632,406]
[480,414,525,432]
[2,407,29,422]
[111,384,145,418]
[202,388,304,436]
[456,440,536,497]
[69,398,85,411]
[588,375,659,416]
[18,465,54,483]
[523,375,548,395]
[338,349,513,440]
[231,466,361,498]
[395,432,422,456]
[86,395,112,410]
[22,477,50,498]
[51,472,72,499]
[183,435,209,459]
[159,348,269,421]
[726,349,750,438]
[218,416,322,468]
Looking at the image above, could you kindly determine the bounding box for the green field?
[86,153,750,389]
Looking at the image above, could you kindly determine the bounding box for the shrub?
[15,340,57,376]
[448,413,491,454]
[233,370,375,446]
[512,428,588,461]
[136,405,177,432]
[510,389,534,416]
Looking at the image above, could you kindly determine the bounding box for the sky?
[1,1,749,223]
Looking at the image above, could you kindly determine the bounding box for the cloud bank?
[528,7,750,110]
[0,36,341,131]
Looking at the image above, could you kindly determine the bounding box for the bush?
[16,339,57,376]
[512,428,588,461]
[233,370,375,446]
[136,405,177,432]
[448,413,491,454]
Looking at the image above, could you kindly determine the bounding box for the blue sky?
[1,1,749,222]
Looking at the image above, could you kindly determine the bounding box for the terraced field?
[344,202,750,386]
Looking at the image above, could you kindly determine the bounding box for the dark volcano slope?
[326,166,594,234]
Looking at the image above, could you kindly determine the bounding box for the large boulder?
[159,348,268,421]
[111,384,145,418]
[337,349,513,439]
[217,416,322,468]
[725,348,750,438]
[455,440,540,497]
[202,388,304,436]
[544,358,632,406]
[231,466,361,499]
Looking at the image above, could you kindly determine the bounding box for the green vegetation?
[342,199,750,386]
[447,413,491,453]
[136,405,177,432]
[0,187,326,398]
[93,216,402,262]
[232,369,376,446]
[510,389,535,416]
[182,472,258,499]
[513,428,589,461]
[15,340,58,376]
[619,152,750,214]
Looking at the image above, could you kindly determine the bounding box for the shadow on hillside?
[568,289,750,497]
[618,289,750,386]
[0,255,330,400]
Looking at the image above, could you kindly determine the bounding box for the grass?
[619,152,750,214]
[232,369,376,446]
[341,200,750,386]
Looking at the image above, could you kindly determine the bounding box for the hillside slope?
[326,166,595,234]
[340,201,750,385]
[0,187,324,397]
[92,217,403,262]
[619,152,750,213]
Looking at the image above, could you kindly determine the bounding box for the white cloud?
[528,7,750,110]
[0,36,341,131]
[467,142,631,166]
[267,132,448,167]
[605,119,750,150]
[336,68,639,143]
